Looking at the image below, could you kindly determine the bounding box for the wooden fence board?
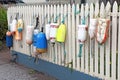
[100,2,105,78]
[105,2,111,79]
[111,1,118,80]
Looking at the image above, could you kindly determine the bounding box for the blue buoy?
[6,35,13,48]
[36,32,47,53]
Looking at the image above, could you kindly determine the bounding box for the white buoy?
[26,25,34,45]
[89,19,98,39]
[78,24,88,44]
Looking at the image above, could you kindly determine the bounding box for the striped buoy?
[50,23,59,43]
[17,18,24,33]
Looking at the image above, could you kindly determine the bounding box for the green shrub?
[0,5,8,40]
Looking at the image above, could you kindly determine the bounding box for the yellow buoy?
[17,19,24,32]
[56,23,66,42]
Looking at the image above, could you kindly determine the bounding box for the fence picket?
[89,3,94,75]
[105,2,111,79]
[76,3,80,70]
[99,2,105,78]
[67,4,72,67]
[47,5,50,62]
[94,2,99,76]
[31,5,35,56]
[50,5,53,62]
[56,4,61,65]
[64,4,68,65]
[118,5,120,80]
[80,4,85,72]
[56,4,60,65]
[111,1,118,80]
[72,4,76,69]
[53,4,58,64]
[85,3,89,73]
[60,4,64,65]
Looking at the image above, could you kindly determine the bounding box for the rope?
[78,44,83,57]
[59,43,67,65]
[53,43,56,62]
[34,16,39,29]
[48,14,54,24]
[54,13,61,23]
[61,14,68,24]
[74,5,80,15]
[91,40,94,58]
[28,45,32,59]
[81,13,89,25]
[41,14,48,28]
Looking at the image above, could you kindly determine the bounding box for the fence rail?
[7,1,120,80]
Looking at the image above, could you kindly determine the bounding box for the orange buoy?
[15,30,22,41]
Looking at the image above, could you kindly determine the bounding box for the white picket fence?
[7,1,120,80]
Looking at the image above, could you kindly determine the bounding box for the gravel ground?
[0,45,57,80]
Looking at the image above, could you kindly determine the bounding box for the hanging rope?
[74,5,80,16]
[91,40,94,58]
[62,43,66,64]
[61,14,68,24]
[41,14,48,28]
[78,44,83,57]
[53,43,56,62]
[54,13,61,23]
[48,14,54,24]
[28,45,32,59]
